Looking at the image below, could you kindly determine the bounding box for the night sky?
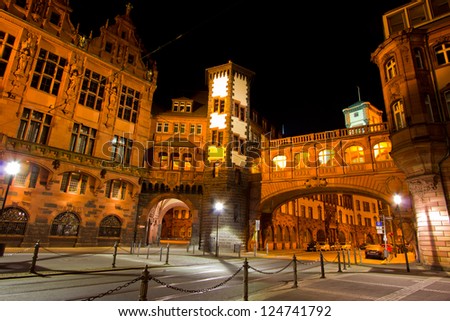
[70,0,411,136]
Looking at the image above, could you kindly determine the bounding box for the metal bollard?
[112,241,118,268]
[138,265,149,301]
[292,254,298,288]
[266,243,269,255]
[146,244,150,259]
[347,249,351,268]
[159,246,163,261]
[165,243,170,265]
[29,240,40,274]
[342,250,347,270]
[243,258,249,301]
[353,247,358,265]
[137,241,141,257]
[320,251,326,278]
[337,251,342,272]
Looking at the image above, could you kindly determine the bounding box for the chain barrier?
[1,246,33,256]
[40,245,114,257]
[81,275,144,301]
[248,259,293,274]
[151,265,244,294]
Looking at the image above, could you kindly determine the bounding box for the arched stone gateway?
[137,193,200,247]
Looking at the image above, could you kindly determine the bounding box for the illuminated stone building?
[371,0,450,270]
[2,0,448,272]
[0,0,156,246]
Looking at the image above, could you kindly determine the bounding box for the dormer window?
[127,54,135,64]
[172,100,193,113]
[15,0,27,8]
[105,42,113,53]
[49,12,61,26]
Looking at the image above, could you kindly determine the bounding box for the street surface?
[0,245,449,301]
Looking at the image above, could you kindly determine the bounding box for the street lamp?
[214,202,224,257]
[1,161,21,214]
[394,194,410,272]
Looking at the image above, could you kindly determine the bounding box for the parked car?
[365,244,385,259]
[359,243,369,250]
[341,242,352,250]
[330,242,341,251]
[316,242,331,251]
[306,241,317,252]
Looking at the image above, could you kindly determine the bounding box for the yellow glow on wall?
[210,113,227,129]
[208,145,225,159]
[212,75,228,97]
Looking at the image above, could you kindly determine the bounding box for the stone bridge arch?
[260,173,408,213]
[136,192,202,245]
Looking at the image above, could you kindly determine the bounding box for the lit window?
[344,145,365,164]
[373,142,392,161]
[385,57,398,81]
[435,43,450,66]
[318,149,335,166]
[272,155,287,171]
[392,100,406,130]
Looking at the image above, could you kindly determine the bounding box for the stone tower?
[200,61,256,254]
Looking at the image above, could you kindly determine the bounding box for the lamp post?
[1,161,21,214]
[214,202,224,257]
[394,194,410,272]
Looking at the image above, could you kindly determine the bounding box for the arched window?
[0,207,28,235]
[272,155,287,171]
[373,142,392,161]
[294,152,309,168]
[344,145,365,164]
[318,149,335,166]
[50,212,80,236]
[98,215,121,237]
